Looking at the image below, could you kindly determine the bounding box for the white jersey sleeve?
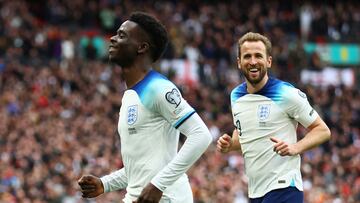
[153,82,196,128]
[148,78,212,191]
[151,113,212,191]
[282,86,318,128]
[100,168,127,192]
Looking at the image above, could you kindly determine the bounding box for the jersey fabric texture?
[101,70,203,202]
[230,77,318,198]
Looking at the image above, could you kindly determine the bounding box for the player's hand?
[78,174,104,198]
[217,133,233,153]
[136,183,162,203]
[270,137,299,156]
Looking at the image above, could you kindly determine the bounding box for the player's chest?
[232,99,285,131]
[118,94,160,136]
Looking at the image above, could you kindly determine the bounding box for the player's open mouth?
[249,68,259,73]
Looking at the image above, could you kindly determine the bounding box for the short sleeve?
[282,86,318,128]
[153,81,195,129]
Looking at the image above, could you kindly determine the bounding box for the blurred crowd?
[1,0,359,203]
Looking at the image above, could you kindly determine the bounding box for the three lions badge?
[127,105,138,125]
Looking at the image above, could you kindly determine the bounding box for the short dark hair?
[129,11,168,62]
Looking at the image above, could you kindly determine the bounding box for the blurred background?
[0,0,359,202]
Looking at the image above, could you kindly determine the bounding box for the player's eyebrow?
[117,30,127,36]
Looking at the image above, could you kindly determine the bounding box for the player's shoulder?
[132,70,175,95]
[256,77,297,103]
[266,77,294,90]
[267,77,309,104]
[131,70,180,108]
[272,78,303,97]
[230,82,247,103]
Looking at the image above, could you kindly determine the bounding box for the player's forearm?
[229,129,242,153]
[295,117,331,154]
[230,139,242,153]
[151,113,212,191]
[100,168,127,193]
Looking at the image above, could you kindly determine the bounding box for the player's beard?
[242,65,268,85]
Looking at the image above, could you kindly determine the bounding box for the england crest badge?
[258,104,270,121]
[127,105,138,125]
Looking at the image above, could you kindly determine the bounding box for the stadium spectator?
[1,1,359,202]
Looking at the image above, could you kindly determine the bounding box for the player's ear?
[138,42,149,54]
[237,57,241,69]
[266,56,272,68]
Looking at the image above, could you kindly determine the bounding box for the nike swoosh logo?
[234,112,241,116]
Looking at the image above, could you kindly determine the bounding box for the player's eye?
[118,33,124,39]
[117,31,126,39]
[243,54,251,59]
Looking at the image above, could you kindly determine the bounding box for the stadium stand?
[1,0,359,202]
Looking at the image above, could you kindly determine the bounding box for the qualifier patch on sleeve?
[165,88,181,107]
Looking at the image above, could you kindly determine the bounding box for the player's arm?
[99,168,128,193]
[294,116,330,154]
[271,86,331,156]
[138,83,211,201]
[217,128,242,154]
[271,116,330,156]
[79,169,128,198]
[150,113,212,191]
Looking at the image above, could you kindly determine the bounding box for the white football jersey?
[118,70,195,201]
[230,77,318,198]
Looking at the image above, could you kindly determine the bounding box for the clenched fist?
[217,133,233,153]
[78,174,104,198]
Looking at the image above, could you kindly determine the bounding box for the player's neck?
[122,57,153,88]
[246,75,269,94]
[122,65,151,89]
[122,59,151,89]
